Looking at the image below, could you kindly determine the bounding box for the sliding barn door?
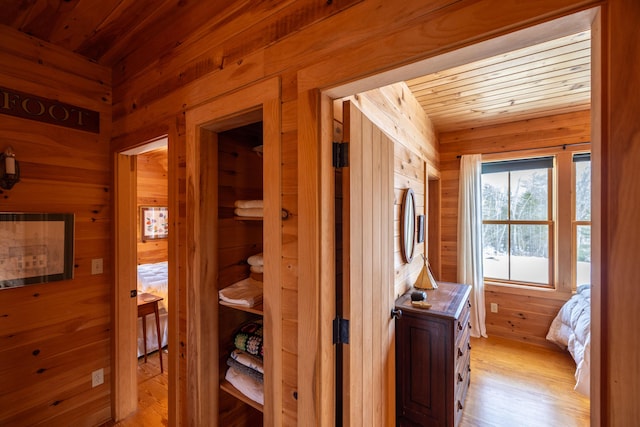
[341,101,395,426]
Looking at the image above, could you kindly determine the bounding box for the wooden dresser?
[395,282,472,427]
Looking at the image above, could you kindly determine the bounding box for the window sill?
[484,281,574,300]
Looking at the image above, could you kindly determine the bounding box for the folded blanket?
[234,207,263,218]
[235,200,264,209]
[247,253,263,266]
[250,265,264,274]
[230,349,264,374]
[234,320,263,358]
[225,366,264,405]
[227,357,263,383]
[218,278,263,307]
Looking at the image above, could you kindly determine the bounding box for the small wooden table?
[137,292,164,373]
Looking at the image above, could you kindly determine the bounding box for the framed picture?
[0,213,74,289]
[416,214,425,243]
[140,206,168,241]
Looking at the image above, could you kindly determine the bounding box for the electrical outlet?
[92,368,104,387]
[490,302,499,313]
[91,258,103,275]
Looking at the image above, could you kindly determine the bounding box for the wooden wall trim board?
[185,77,282,426]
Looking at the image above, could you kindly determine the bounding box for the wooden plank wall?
[345,83,440,299]
[0,27,113,426]
[106,1,607,424]
[5,0,637,424]
[136,147,168,265]
[438,109,591,347]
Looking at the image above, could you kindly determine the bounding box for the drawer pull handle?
[468,322,472,330]
[458,322,463,331]
[468,301,471,308]
[468,343,472,350]
[457,348,463,358]
[391,308,403,319]
[457,373,463,383]
[457,401,463,411]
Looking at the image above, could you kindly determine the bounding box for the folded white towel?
[231,349,264,374]
[250,265,264,274]
[225,366,264,405]
[234,207,263,218]
[234,200,264,209]
[247,253,264,266]
[218,278,263,307]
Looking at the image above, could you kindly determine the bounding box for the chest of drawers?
[395,282,472,427]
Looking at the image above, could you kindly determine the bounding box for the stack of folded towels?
[218,251,264,307]
[224,320,264,405]
[234,199,263,218]
[247,252,263,282]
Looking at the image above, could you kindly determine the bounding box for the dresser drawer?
[455,298,471,344]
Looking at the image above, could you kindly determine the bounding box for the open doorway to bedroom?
[113,136,170,424]
[323,8,596,426]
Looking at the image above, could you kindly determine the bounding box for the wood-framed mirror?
[401,188,416,263]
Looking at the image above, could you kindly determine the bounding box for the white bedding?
[546,284,591,395]
[137,261,169,357]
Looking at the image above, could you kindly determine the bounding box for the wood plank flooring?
[461,336,590,427]
[105,337,589,426]
[103,350,168,427]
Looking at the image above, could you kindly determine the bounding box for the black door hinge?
[333,316,350,344]
[333,142,349,168]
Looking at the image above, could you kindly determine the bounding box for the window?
[482,157,554,286]
[481,152,591,290]
[574,153,591,286]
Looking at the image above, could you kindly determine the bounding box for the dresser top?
[395,282,471,320]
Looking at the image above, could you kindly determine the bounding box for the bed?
[137,261,169,358]
[546,284,591,396]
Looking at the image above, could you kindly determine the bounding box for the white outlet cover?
[92,368,104,387]
[91,258,103,275]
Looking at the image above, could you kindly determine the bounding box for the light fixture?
[0,146,20,190]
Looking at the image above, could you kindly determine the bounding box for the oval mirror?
[401,188,416,263]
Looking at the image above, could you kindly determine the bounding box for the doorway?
[306,7,601,426]
[114,136,172,422]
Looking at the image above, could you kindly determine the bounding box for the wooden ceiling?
[1,2,590,133]
[405,30,591,133]
[0,0,236,66]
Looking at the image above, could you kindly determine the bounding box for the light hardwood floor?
[107,337,589,426]
[104,350,169,427]
[461,336,590,427]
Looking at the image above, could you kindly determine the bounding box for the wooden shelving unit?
[220,380,264,413]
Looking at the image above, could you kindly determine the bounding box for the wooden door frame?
[113,132,178,424]
[297,7,603,427]
[184,77,282,426]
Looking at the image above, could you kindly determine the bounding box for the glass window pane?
[577,225,591,285]
[510,224,549,284]
[510,169,549,220]
[482,224,508,280]
[482,172,508,220]
[575,161,591,221]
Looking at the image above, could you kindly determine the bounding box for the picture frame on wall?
[140,206,168,241]
[0,212,74,289]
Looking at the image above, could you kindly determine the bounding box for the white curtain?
[458,154,487,338]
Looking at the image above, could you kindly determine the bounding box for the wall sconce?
[0,146,20,190]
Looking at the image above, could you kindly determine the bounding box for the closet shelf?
[219,300,264,315]
[220,380,264,413]
[233,208,290,221]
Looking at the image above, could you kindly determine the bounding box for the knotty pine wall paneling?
[344,83,440,299]
[105,0,635,425]
[136,147,168,265]
[438,110,591,347]
[0,28,112,426]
